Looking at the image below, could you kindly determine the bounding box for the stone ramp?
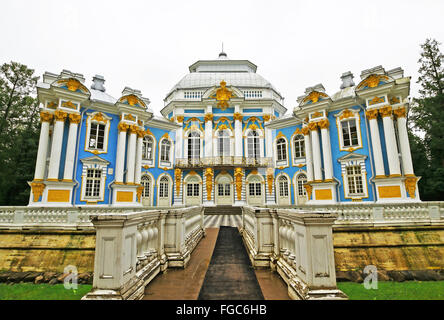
[198,226,264,300]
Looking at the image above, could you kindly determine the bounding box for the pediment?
[80,155,110,165]
[337,152,367,162]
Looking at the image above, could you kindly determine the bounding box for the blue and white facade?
[28,53,420,207]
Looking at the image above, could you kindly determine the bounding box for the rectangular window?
[187,184,199,197]
[342,119,359,147]
[161,142,171,162]
[89,123,106,150]
[347,166,364,195]
[85,169,101,198]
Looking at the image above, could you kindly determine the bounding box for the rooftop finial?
[219,42,227,59]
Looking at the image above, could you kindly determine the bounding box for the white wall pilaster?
[319,120,333,181]
[135,132,143,184]
[126,126,137,184]
[366,110,385,177]
[34,113,52,181]
[380,107,401,176]
[395,109,414,176]
[115,123,128,184]
[48,110,68,180]
[63,114,80,181]
[309,123,323,181]
[303,127,314,182]
[234,106,243,158]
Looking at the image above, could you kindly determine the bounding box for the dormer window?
[85,112,111,155]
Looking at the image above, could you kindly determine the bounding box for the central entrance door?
[185,175,201,206]
[216,174,233,205]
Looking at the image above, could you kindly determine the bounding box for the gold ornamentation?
[214,80,233,110]
[116,191,133,202]
[219,124,228,130]
[67,79,81,92]
[365,109,379,120]
[405,176,418,198]
[318,119,329,129]
[312,111,323,118]
[69,113,81,124]
[357,74,389,89]
[47,102,57,109]
[129,125,138,134]
[276,131,285,139]
[143,165,149,169]
[124,114,136,121]
[234,168,243,201]
[40,112,53,123]
[91,112,108,123]
[263,114,271,122]
[145,128,153,136]
[315,189,333,200]
[54,110,68,122]
[176,115,184,123]
[136,128,145,138]
[205,168,214,201]
[301,127,310,136]
[175,169,182,195]
[368,96,385,105]
[127,95,139,106]
[393,107,406,118]
[31,182,45,202]
[61,101,77,110]
[249,124,258,130]
[47,190,70,202]
[138,120,143,126]
[233,112,243,122]
[308,122,318,131]
[302,91,328,104]
[339,109,354,120]
[378,185,401,198]
[390,97,400,105]
[137,186,144,203]
[266,168,274,195]
[204,113,214,122]
[304,184,312,200]
[118,122,129,132]
[379,105,392,118]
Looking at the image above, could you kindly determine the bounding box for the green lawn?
[338,281,444,300]
[0,283,92,300]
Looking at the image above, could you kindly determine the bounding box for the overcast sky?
[1,0,443,115]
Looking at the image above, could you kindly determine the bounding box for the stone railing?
[299,202,444,228]
[175,156,272,168]
[83,206,204,300]
[240,206,347,300]
[0,206,147,230]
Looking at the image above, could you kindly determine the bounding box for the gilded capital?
[69,113,81,124]
[301,127,310,136]
[304,184,313,200]
[365,109,379,120]
[118,122,129,132]
[54,110,68,122]
[31,182,45,202]
[40,111,53,123]
[233,112,243,122]
[308,122,318,131]
[136,128,145,138]
[204,113,214,122]
[318,119,330,129]
[393,107,406,118]
[176,115,184,123]
[129,125,138,134]
[263,114,271,122]
[405,176,417,198]
[379,105,393,118]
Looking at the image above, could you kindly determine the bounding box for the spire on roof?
[218,42,228,59]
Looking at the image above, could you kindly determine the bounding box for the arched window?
[293,134,305,160]
[160,140,171,162]
[276,138,287,162]
[141,175,151,197]
[187,131,200,160]
[159,176,169,198]
[142,136,153,160]
[296,174,307,196]
[278,175,289,197]
[218,130,230,156]
[247,130,260,159]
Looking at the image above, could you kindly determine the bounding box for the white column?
[302,127,314,182]
[63,114,80,181]
[234,108,243,158]
[366,110,385,177]
[126,125,137,184]
[380,107,401,176]
[34,112,52,181]
[319,119,333,181]
[309,123,323,181]
[204,109,213,158]
[48,110,68,180]
[395,108,414,176]
[264,114,273,158]
[135,131,143,184]
[175,116,184,159]
[115,122,128,183]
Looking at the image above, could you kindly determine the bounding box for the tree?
[0,62,40,205]
[409,39,444,200]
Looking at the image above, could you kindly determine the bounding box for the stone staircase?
[204,206,242,215]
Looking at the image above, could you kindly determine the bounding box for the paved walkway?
[144,219,289,300]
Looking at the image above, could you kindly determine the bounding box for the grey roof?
[90,89,117,105]
[330,86,356,101]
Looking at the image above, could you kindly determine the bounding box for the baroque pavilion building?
[28,51,420,207]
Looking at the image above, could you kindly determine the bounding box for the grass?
[337,281,444,300]
[0,283,92,300]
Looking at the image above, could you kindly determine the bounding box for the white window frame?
[157,173,173,206]
[84,112,112,155]
[244,129,264,161]
[338,154,369,200]
[158,136,174,169]
[275,136,288,167]
[335,109,363,152]
[142,135,156,167]
[291,134,306,166]
[80,156,109,203]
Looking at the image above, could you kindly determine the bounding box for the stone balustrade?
[240,205,347,300]
[82,206,204,300]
